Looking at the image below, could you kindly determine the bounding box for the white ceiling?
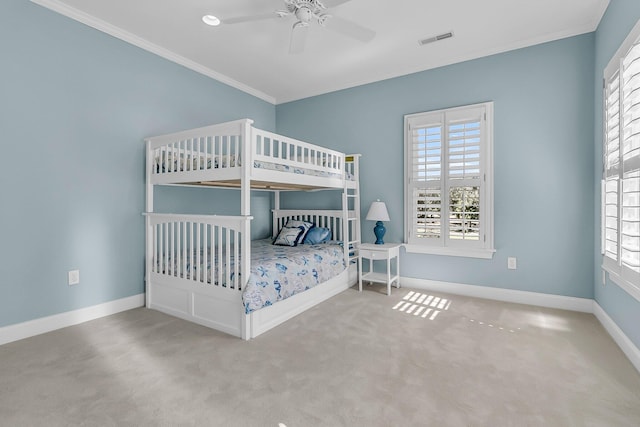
[33,0,610,104]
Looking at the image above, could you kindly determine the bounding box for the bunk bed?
[144,119,361,339]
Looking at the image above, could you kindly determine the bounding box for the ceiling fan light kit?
[202,14,221,26]
[222,0,375,54]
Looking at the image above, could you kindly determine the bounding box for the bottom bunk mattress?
[159,239,346,314]
[243,240,346,313]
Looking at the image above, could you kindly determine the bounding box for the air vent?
[419,31,454,46]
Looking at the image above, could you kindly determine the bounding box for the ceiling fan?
[222,0,375,54]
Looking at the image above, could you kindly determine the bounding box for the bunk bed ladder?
[343,155,361,266]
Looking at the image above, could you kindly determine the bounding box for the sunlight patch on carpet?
[392,291,451,320]
[466,318,521,334]
[526,313,572,332]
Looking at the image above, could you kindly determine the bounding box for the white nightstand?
[358,243,401,296]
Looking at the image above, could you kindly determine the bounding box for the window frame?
[404,102,495,259]
[602,19,640,302]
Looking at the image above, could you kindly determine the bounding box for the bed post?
[240,119,253,340]
[240,119,253,217]
[241,213,251,340]
[272,191,281,237]
[342,182,348,266]
[145,139,154,309]
[351,154,362,247]
[274,191,280,210]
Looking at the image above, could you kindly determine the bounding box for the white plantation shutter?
[602,20,640,298]
[410,116,443,240]
[413,188,442,239]
[405,102,493,257]
[621,44,640,277]
[604,72,620,268]
[447,110,483,243]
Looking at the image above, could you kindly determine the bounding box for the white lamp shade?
[366,200,390,222]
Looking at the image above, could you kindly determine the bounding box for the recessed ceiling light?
[202,15,221,26]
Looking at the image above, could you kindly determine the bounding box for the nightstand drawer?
[360,249,383,260]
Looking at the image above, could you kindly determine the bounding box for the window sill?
[602,265,640,303]
[403,244,496,259]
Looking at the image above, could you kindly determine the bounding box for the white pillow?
[273,226,305,247]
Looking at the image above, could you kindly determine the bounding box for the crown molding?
[277,21,605,104]
[30,0,276,105]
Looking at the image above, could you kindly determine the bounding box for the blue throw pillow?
[303,227,332,244]
[284,219,314,242]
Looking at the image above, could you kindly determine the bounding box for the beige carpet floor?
[1,284,640,427]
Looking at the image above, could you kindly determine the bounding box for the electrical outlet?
[602,270,606,285]
[68,270,80,286]
[507,257,517,270]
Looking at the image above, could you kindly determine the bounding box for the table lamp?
[366,199,390,244]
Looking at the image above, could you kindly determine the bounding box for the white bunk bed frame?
[144,119,360,339]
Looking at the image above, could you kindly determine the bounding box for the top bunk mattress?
[154,154,355,181]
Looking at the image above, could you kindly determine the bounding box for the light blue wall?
[277,34,595,299]
[594,0,640,349]
[0,0,275,327]
[6,0,638,353]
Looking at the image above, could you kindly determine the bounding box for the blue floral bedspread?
[158,239,346,313]
[243,239,346,313]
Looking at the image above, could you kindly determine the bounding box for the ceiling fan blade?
[289,23,309,54]
[322,15,375,43]
[223,12,284,25]
[321,0,353,8]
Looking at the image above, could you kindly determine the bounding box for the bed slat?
[147,214,251,291]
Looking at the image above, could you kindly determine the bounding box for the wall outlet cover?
[68,270,80,286]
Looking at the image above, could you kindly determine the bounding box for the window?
[602,20,640,301]
[404,102,494,259]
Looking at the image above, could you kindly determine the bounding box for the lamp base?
[373,221,386,245]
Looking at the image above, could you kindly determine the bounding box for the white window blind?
[405,102,494,258]
[602,19,640,300]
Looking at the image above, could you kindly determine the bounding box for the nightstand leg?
[397,255,401,289]
[387,257,391,296]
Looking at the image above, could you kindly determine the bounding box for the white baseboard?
[401,276,640,373]
[400,277,594,312]
[3,282,640,375]
[593,302,640,373]
[0,294,145,346]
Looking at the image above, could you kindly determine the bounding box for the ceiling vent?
[419,31,454,46]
